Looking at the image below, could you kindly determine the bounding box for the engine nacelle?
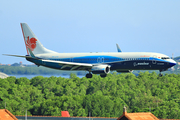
[91,65,110,74]
[116,70,133,73]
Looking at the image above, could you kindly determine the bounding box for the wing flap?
[70,66,80,70]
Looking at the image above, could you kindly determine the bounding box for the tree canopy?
[0,72,180,119]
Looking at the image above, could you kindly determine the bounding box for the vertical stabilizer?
[20,23,57,55]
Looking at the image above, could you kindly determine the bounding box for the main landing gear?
[100,74,107,78]
[86,73,92,78]
[85,73,107,78]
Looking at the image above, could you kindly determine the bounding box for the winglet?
[116,44,122,52]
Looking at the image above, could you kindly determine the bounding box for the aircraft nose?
[169,59,176,67]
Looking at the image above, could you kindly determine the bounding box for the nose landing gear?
[159,73,163,77]
[159,70,163,77]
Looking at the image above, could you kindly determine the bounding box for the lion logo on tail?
[25,36,37,51]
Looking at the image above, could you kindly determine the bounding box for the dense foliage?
[0,72,180,119]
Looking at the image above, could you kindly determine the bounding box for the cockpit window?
[161,57,170,60]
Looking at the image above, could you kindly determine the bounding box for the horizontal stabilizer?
[3,54,32,58]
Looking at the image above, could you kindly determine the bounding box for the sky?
[0,0,180,64]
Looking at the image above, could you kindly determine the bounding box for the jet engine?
[91,65,110,74]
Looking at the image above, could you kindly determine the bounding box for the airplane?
[4,23,176,78]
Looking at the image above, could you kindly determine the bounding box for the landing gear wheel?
[86,73,92,78]
[100,74,107,78]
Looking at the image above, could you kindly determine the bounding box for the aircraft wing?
[42,59,93,70]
